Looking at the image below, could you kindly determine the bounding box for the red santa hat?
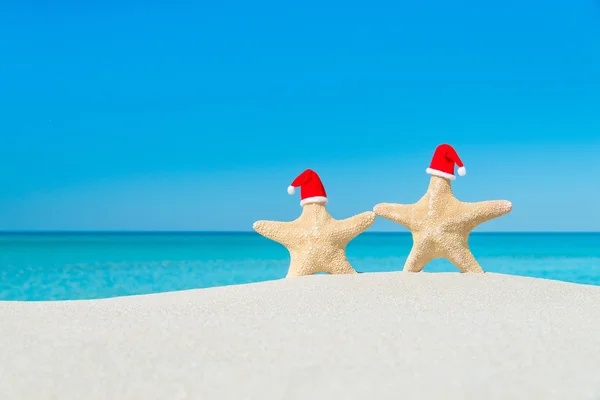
[287,169,328,206]
[425,144,466,180]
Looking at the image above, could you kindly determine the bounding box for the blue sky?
[1,0,599,231]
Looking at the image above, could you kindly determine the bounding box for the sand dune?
[1,272,599,399]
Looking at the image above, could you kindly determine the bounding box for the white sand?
[1,272,599,400]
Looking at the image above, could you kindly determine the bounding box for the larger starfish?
[374,175,512,273]
[253,204,375,277]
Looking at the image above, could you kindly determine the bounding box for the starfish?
[374,175,512,273]
[253,203,375,277]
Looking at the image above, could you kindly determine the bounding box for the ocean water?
[0,232,599,301]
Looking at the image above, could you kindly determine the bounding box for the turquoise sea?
[1,232,599,301]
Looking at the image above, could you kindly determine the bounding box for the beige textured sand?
[1,273,600,400]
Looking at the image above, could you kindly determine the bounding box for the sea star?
[253,204,375,277]
[374,175,512,273]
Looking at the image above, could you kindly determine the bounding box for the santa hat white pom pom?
[458,166,466,176]
[287,185,295,195]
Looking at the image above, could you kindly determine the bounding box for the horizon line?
[0,230,599,234]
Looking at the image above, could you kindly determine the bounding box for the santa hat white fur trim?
[300,196,328,206]
[288,186,295,195]
[426,168,456,180]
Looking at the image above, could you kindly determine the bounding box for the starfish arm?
[373,203,414,229]
[286,247,358,276]
[327,257,358,275]
[252,220,296,246]
[323,251,358,275]
[461,200,513,228]
[286,251,311,277]
[403,240,434,272]
[445,246,484,273]
[335,211,376,240]
[286,253,357,277]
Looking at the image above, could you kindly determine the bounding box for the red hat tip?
[426,144,465,180]
[289,169,328,206]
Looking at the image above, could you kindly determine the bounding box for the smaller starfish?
[374,144,513,273]
[253,169,375,277]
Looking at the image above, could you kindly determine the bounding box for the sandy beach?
[1,272,599,399]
